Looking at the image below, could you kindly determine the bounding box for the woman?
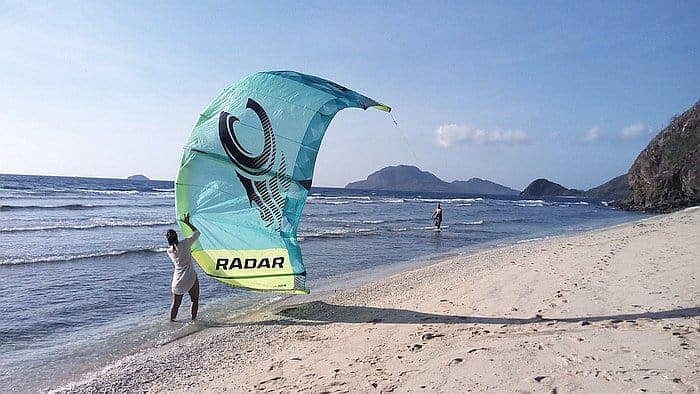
[165,213,200,321]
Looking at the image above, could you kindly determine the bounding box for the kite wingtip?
[373,103,392,113]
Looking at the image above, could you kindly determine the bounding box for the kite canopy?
[175,71,390,294]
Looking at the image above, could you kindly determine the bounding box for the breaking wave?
[0,203,172,211]
[0,220,175,233]
[1,247,167,265]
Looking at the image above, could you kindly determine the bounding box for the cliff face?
[521,178,583,197]
[617,101,699,212]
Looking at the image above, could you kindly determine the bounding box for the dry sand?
[57,208,699,393]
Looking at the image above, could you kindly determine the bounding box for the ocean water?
[0,174,646,391]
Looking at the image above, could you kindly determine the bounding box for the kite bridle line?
[388,112,421,167]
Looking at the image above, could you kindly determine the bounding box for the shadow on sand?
[259,301,699,327]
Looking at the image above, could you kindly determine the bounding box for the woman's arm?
[182,213,199,233]
[181,213,200,242]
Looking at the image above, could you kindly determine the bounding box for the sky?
[0,1,698,190]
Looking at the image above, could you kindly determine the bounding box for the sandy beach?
[57,208,699,393]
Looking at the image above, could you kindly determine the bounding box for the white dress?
[166,231,200,295]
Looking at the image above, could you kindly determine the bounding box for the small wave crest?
[297,226,379,241]
[516,237,545,244]
[0,247,167,265]
[515,199,550,207]
[307,195,370,201]
[380,198,405,203]
[0,220,175,233]
[413,225,449,230]
[415,197,483,204]
[0,203,172,211]
[1,204,90,211]
[77,189,141,195]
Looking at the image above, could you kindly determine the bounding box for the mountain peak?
[521,178,583,197]
[346,165,518,195]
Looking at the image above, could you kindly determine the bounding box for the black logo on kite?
[219,98,291,231]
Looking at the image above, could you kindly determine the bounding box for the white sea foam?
[462,220,484,225]
[413,225,450,230]
[516,237,545,244]
[515,199,549,207]
[307,195,370,201]
[0,247,167,265]
[321,218,361,224]
[0,220,175,233]
[517,203,544,207]
[415,198,483,203]
[297,228,351,238]
[381,198,405,203]
[78,189,140,195]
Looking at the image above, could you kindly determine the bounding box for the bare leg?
[188,277,200,321]
[170,293,183,321]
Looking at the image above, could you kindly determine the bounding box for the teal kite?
[175,71,390,294]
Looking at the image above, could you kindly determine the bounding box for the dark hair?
[166,229,178,249]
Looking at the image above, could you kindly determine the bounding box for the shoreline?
[53,208,698,392]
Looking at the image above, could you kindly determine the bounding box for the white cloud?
[434,124,529,148]
[584,126,602,142]
[621,122,649,139]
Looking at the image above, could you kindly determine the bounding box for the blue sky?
[1,1,697,190]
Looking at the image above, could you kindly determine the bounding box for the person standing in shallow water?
[165,213,200,321]
[432,203,443,230]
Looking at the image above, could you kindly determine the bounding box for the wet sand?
[55,207,699,393]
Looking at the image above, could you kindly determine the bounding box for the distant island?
[518,176,633,200]
[127,174,150,181]
[345,165,519,195]
[520,179,584,197]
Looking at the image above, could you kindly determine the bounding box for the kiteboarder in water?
[165,213,200,321]
[432,203,443,230]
